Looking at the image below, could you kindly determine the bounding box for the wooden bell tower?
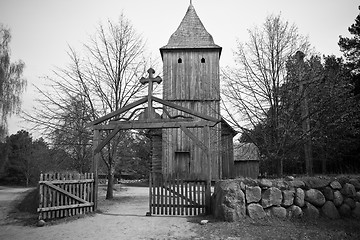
[160,3,223,180]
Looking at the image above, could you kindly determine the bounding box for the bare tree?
[0,25,26,140]
[222,14,311,176]
[24,14,152,198]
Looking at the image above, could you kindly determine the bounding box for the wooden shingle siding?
[221,132,235,179]
[161,101,221,180]
[233,161,259,179]
[162,50,220,101]
[158,3,234,183]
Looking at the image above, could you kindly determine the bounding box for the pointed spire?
[161,3,220,50]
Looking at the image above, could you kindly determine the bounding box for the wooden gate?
[38,173,95,220]
[149,174,207,216]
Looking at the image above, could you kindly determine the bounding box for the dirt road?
[0,185,202,240]
[0,186,32,226]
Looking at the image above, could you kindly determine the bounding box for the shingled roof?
[160,3,221,51]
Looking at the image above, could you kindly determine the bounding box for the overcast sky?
[0,0,359,138]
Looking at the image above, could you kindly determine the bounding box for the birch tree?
[0,25,26,140]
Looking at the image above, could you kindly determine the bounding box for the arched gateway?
[89,3,236,216]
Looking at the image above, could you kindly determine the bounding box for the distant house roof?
[221,118,238,136]
[234,143,260,161]
[160,3,221,52]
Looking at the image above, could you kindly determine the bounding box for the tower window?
[178,58,182,63]
[201,58,205,63]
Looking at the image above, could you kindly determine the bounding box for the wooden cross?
[140,68,162,119]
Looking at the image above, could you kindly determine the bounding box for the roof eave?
[159,46,222,59]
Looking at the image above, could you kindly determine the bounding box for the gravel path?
[0,185,201,240]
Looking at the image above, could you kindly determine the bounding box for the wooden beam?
[38,179,94,184]
[44,182,88,204]
[204,125,212,215]
[92,129,100,211]
[93,120,217,130]
[38,203,93,213]
[180,125,208,152]
[88,97,148,126]
[94,126,121,154]
[152,96,220,123]
[163,185,199,206]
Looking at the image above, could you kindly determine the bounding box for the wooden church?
[89,3,236,214]
[150,3,236,181]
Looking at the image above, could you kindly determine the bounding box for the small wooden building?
[150,3,235,181]
[233,143,260,179]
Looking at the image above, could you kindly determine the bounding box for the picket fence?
[149,175,206,216]
[38,172,95,220]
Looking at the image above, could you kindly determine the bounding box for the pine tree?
[338,5,360,96]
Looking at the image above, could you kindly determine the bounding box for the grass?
[193,216,360,239]
[6,188,39,226]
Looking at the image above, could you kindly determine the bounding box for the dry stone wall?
[211,176,360,222]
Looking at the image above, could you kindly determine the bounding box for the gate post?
[204,125,212,215]
[92,129,100,211]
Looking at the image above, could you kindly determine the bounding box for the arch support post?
[92,129,100,211]
[204,125,212,215]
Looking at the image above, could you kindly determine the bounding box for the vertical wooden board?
[74,175,77,216]
[196,181,201,215]
[74,175,78,216]
[160,178,164,215]
[66,176,71,217]
[167,179,171,215]
[180,178,184,215]
[186,182,189,215]
[177,177,180,215]
[50,188,54,219]
[55,174,59,218]
[169,178,173,215]
[152,177,156,214]
[78,175,82,215]
[172,178,176,215]
[87,173,91,213]
[173,176,179,215]
[202,182,206,214]
[79,179,83,215]
[69,175,73,216]
[43,174,47,220]
[164,179,168,215]
[45,174,50,219]
[89,173,93,212]
[82,175,86,214]
[173,178,177,215]
[156,181,160,215]
[61,173,65,217]
[168,179,172,215]
[38,174,43,220]
[149,173,152,215]
[191,182,195,215]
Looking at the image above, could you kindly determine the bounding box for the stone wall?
[211,176,360,222]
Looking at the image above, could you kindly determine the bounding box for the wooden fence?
[38,173,95,220]
[149,176,206,216]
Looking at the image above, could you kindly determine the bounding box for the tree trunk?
[278,157,283,177]
[106,165,114,199]
[321,151,327,174]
